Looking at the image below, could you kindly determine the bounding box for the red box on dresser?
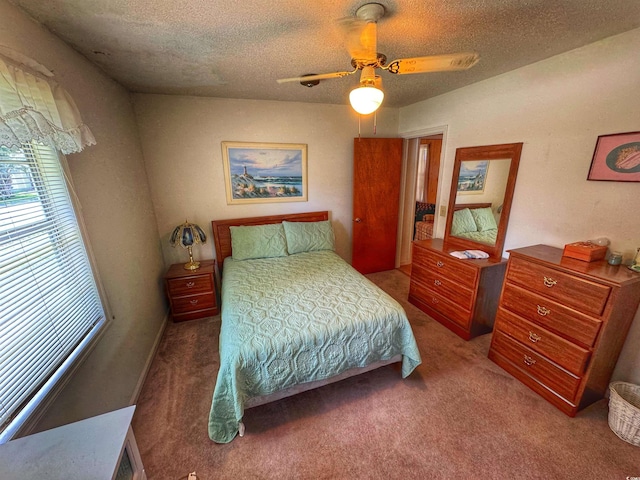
[562,241,607,262]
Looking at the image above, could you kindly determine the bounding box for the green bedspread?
[456,228,497,244]
[208,250,422,443]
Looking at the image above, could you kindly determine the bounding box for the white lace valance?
[0,46,96,154]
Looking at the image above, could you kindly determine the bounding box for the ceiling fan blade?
[385,53,479,75]
[276,70,356,84]
[341,18,378,64]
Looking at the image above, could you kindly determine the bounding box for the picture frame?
[221,141,308,204]
[587,131,640,182]
[457,160,489,194]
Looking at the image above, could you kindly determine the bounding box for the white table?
[0,406,146,480]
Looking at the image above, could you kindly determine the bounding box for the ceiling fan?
[276,2,479,114]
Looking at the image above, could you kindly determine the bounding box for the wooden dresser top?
[414,238,507,268]
[508,244,640,287]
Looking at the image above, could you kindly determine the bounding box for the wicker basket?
[608,381,640,446]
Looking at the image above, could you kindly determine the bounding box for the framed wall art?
[221,141,308,204]
[457,160,489,194]
[587,131,640,182]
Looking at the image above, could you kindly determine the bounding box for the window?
[0,142,105,442]
[415,145,429,202]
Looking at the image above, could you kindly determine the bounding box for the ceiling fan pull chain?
[358,115,361,139]
[374,111,377,135]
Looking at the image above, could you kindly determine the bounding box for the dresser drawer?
[171,292,215,314]
[411,263,475,310]
[501,283,602,348]
[409,277,471,328]
[495,308,591,375]
[492,330,581,402]
[507,257,610,316]
[167,274,213,296]
[412,245,477,290]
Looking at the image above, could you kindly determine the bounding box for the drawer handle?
[431,297,439,304]
[523,355,536,366]
[543,276,557,288]
[436,261,444,268]
[434,279,442,286]
[536,305,550,316]
[528,331,542,343]
[186,281,195,288]
[190,299,199,305]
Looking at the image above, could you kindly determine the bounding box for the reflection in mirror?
[451,158,511,247]
[444,143,522,260]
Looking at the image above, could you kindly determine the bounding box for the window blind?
[0,142,105,441]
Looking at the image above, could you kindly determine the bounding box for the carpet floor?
[132,269,640,479]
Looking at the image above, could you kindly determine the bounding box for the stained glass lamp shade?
[170,220,207,270]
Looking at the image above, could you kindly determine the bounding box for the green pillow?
[230,223,288,261]
[470,207,498,232]
[450,208,478,235]
[282,220,335,254]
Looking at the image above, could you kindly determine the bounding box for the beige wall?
[0,0,167,432]
[398,28,640,383]
[132,94,399,265]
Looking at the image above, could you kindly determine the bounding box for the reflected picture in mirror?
[444,143,522,260]
[457,160,489,194]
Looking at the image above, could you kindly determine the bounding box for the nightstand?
[164,259,218,322]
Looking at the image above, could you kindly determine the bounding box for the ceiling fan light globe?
[349,85,384,115]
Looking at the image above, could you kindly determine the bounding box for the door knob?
[354,218,362,223]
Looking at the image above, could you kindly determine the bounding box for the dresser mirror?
[443,143,522,260]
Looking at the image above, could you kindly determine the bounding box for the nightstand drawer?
[167,275,213,296]
[164,260,218,321]
[492,330,581,402]
[495,308,591,375]
[507,257,610,316]
[171,292,215,314]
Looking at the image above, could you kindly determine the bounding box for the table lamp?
[170,220,207,270]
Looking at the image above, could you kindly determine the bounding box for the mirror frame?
[443,142,522,260]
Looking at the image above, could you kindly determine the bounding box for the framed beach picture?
[457,160,489,194]
[221,141,308,204]
[588,131,640,182]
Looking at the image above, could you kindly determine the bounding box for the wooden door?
[352,137,403,274]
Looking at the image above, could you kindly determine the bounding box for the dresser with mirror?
[409,143,522,340]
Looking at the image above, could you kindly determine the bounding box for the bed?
[207,211,422,443]
[450,203,498,245]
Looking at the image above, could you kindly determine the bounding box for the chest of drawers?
[409,238,507,340]
[488,244,640,416]
[164,260,218,322]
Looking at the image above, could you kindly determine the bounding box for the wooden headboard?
[211,211,329,269]
[454,202,492,211]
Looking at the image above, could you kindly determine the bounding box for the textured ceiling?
[9,0,640,108]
